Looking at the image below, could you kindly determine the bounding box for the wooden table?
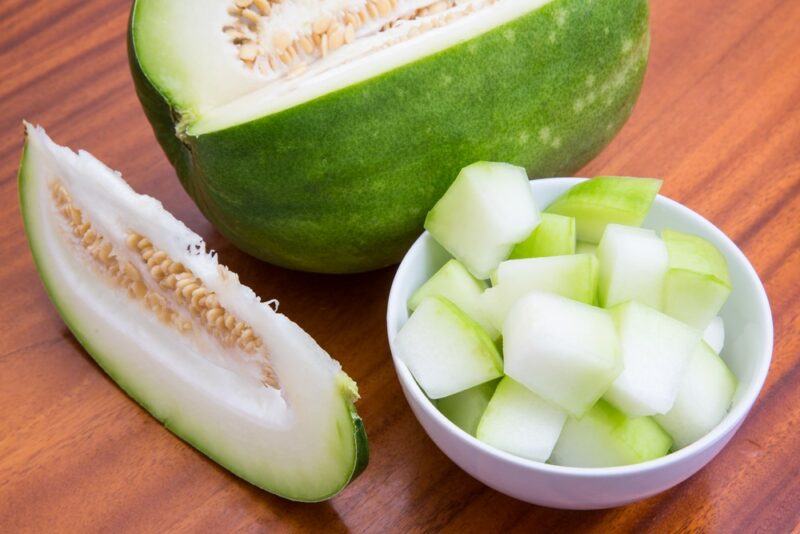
[1,0,798,531]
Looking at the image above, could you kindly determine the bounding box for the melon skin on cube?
[662,229,732,331]
[476,377,567,462]
[424,162,540,280]
[437,379,500,436]
[550,400,672,467]
[654,342,737,449]
[408,259,498,339]
[604,301,701,417]
[480,254,598,331]
[395,296,502,399]
[703,316,725,354]
[545,177,662,243]
[503,292,621,417]
[509,213,576,259]
[598,224,669,309]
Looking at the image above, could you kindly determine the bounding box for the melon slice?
[18,124,367,502]
[545,177,662,243]
[550,400,672,467]
[394,296,502,399]
[480,254,598,330]
[604,301,700,417]
[654,342,737,449]
[436,378,499,436]
[597,224,668,309]
[509,213,576,259]
[662,229,732,330]
[424,162,540,280]
[702,316,725,354]
[476,377,567,462]
[408,259,497,339]
[503,292,621,417]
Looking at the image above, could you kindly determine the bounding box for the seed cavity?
[50,181,279,389]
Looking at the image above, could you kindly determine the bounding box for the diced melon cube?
[545,176,662,243]
[654,342,737,448]
[604,301,701,417]
[424,162,540,279]
[598,224,668,309]
[662,229,732,330]
[550,400,672,467]
[702,316,725,354]
[480,254,598,331]
[503,292,621,417]
[408,259,498,339]
[476,377,567,462]
[395,296,503,399]
[436,378,500,436]
[509,213,576,259]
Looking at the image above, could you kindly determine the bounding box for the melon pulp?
[129,0,650,273]
[18,125,367,502]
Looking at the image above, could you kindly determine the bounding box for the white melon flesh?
[654,342,737,449]
[597,224,668,309]
[476,377,567,462]
[18,125,365,502]
[503,292,621,417]
[395,296,502,399]
[424,162,540,280]
[408,259,497,339]
[575,241,597,256]
[480,254,598,331]
[702,316,725,354]
[604,301,701,417]
[550,400,672,468]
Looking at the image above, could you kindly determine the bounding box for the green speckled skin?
[130,0,649,273]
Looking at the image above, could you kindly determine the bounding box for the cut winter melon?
[129,0,651,272]
[550,399,672,467]
[509,213,576,259]
[18,124,367,502]
[545,177,662,243]
[436,378,499,436]
[662,229,732,331]
[703,316,725,354]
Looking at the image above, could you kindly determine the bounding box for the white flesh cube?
[476,377,567,462]
[654,341,737,448]
[424,162,540,279]
[702,316,725,354]
[604,301,701,417]
[395,296,502,399]
[408,259,498,339]
[598,224,668,309]
[480,254,598,331]
[503,292,621,417]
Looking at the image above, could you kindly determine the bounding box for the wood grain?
[1,0,798,531]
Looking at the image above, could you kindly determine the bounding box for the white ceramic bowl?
[386,178,773,509]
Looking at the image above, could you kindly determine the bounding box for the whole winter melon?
[129,0,649,273]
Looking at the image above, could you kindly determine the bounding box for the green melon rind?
[129,0,650,273]
[18,142,368,502]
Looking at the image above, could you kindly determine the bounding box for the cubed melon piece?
[604,301,701,417]
[662,229,732,330]
[436,378,500,436]
[509,213,576,259]
[503,292,621,417]
[550,400,672,467]
[598,224,669,309]
[480,254,598,331]
[424,162,540,279]
[476,377,567,462]
[654,342,737,449]
[395,296,503,399]
[545,177,662,243]
[408,259,498,339]
[702,316,725,354]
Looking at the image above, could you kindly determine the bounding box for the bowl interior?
[387,178,773,473]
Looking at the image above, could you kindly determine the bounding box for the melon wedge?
[18,124,367,502]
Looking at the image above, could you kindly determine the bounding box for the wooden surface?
[1,0,798,531]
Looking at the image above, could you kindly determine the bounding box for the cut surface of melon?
[509,213,576,259]
[394,296,502,399]
[436,378,499,436]
[476,377,567,462]
[702,316,725,354]
[424,162,540,280]
[18,124,366,502]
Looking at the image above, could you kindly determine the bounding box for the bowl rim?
[386,177,774,478]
